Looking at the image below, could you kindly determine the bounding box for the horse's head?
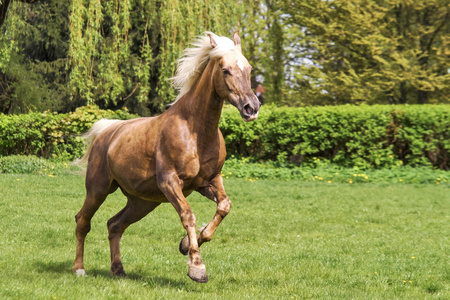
[210,32,260,122]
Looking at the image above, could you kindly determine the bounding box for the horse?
[73,31,260,283]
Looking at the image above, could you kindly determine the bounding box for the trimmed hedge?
[219,104,450,170]
[0,105,449,169]
[0,106,137,160]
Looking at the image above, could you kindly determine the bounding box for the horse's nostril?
[243,104,253,116]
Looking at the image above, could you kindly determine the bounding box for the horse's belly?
[114,175,160,200]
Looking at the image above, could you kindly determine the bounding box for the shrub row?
[219,104,450,170]
[0,105,449,169]
[0,106,137,160]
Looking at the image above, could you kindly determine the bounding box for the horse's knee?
[200,230,213,243]
[75,212,85,224]
[107,215,131,240]
[107,221,117,235]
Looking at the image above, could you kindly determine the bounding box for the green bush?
[1,104,449,170]
[0,105,137,160]
[219,104,450,170]
[0,155,79,175]
[0,155,51,174]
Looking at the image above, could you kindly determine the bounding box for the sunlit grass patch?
[0,174,448,299]
[223,156,450,185]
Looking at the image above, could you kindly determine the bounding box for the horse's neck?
[176,62,223,135]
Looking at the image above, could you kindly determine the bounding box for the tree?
[1,0,44,27]
[0,0,12,27]
[281,0,450,105]
[67,0,242,114]
[0,0,70,113]
[2,0,448,113]
[1,0,242,115]
[240,1,295,105]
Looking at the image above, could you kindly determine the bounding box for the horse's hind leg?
[73,191,109,276]
[73,164,117,276]
[180,174,230,255]
[107,196,160,277]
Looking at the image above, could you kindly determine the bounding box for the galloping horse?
[73,31,260,283]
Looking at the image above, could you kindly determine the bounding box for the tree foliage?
[0,0,70,114]
[239,1,293,105]
[1,0,241,114]
[66,0,242,114]
[0,1,449,114]
[280,0,450,105]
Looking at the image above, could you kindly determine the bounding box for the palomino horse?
[73,31,260,283]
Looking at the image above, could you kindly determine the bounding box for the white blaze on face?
[237,59,244,71]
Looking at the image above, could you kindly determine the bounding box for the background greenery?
[0,105,136,160]
[1,105,449,170]
[220,104,450,170]
[0,0,242,114]
[0,2,448,298]
[0,0,449,115]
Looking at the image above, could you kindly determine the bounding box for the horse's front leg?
[158,173,208,283]
[180,174,230,253]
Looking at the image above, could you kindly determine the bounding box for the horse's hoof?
[188,265,208,283]
[111,270,128,278]
[111,264,127,278]
[179,235,189,256]
[74,269,86,277]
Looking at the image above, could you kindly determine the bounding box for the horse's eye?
[223,69,231,76]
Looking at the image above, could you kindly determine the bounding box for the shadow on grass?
[128,273,188,288]
[33,260,187,288]
[34,260,72,274]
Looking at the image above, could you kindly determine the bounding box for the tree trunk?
[417,90,428,104]
[0,0,12,28]
[1,0,44,27]
[399,81,407,104]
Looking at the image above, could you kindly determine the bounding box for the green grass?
[223,156,450,185]
[2,154,450,185]
[0,174,449,299]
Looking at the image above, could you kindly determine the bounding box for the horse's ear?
[233,30,242,52]
[208,33,218,48]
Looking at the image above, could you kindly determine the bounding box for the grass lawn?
[0,174,448,299]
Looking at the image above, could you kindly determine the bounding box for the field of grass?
[0,173,449,299]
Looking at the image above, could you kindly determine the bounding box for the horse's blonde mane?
[172,32,237,100]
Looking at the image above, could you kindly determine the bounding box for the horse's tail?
[75,119,122,166]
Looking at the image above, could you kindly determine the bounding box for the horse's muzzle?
[240,95,260,122]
